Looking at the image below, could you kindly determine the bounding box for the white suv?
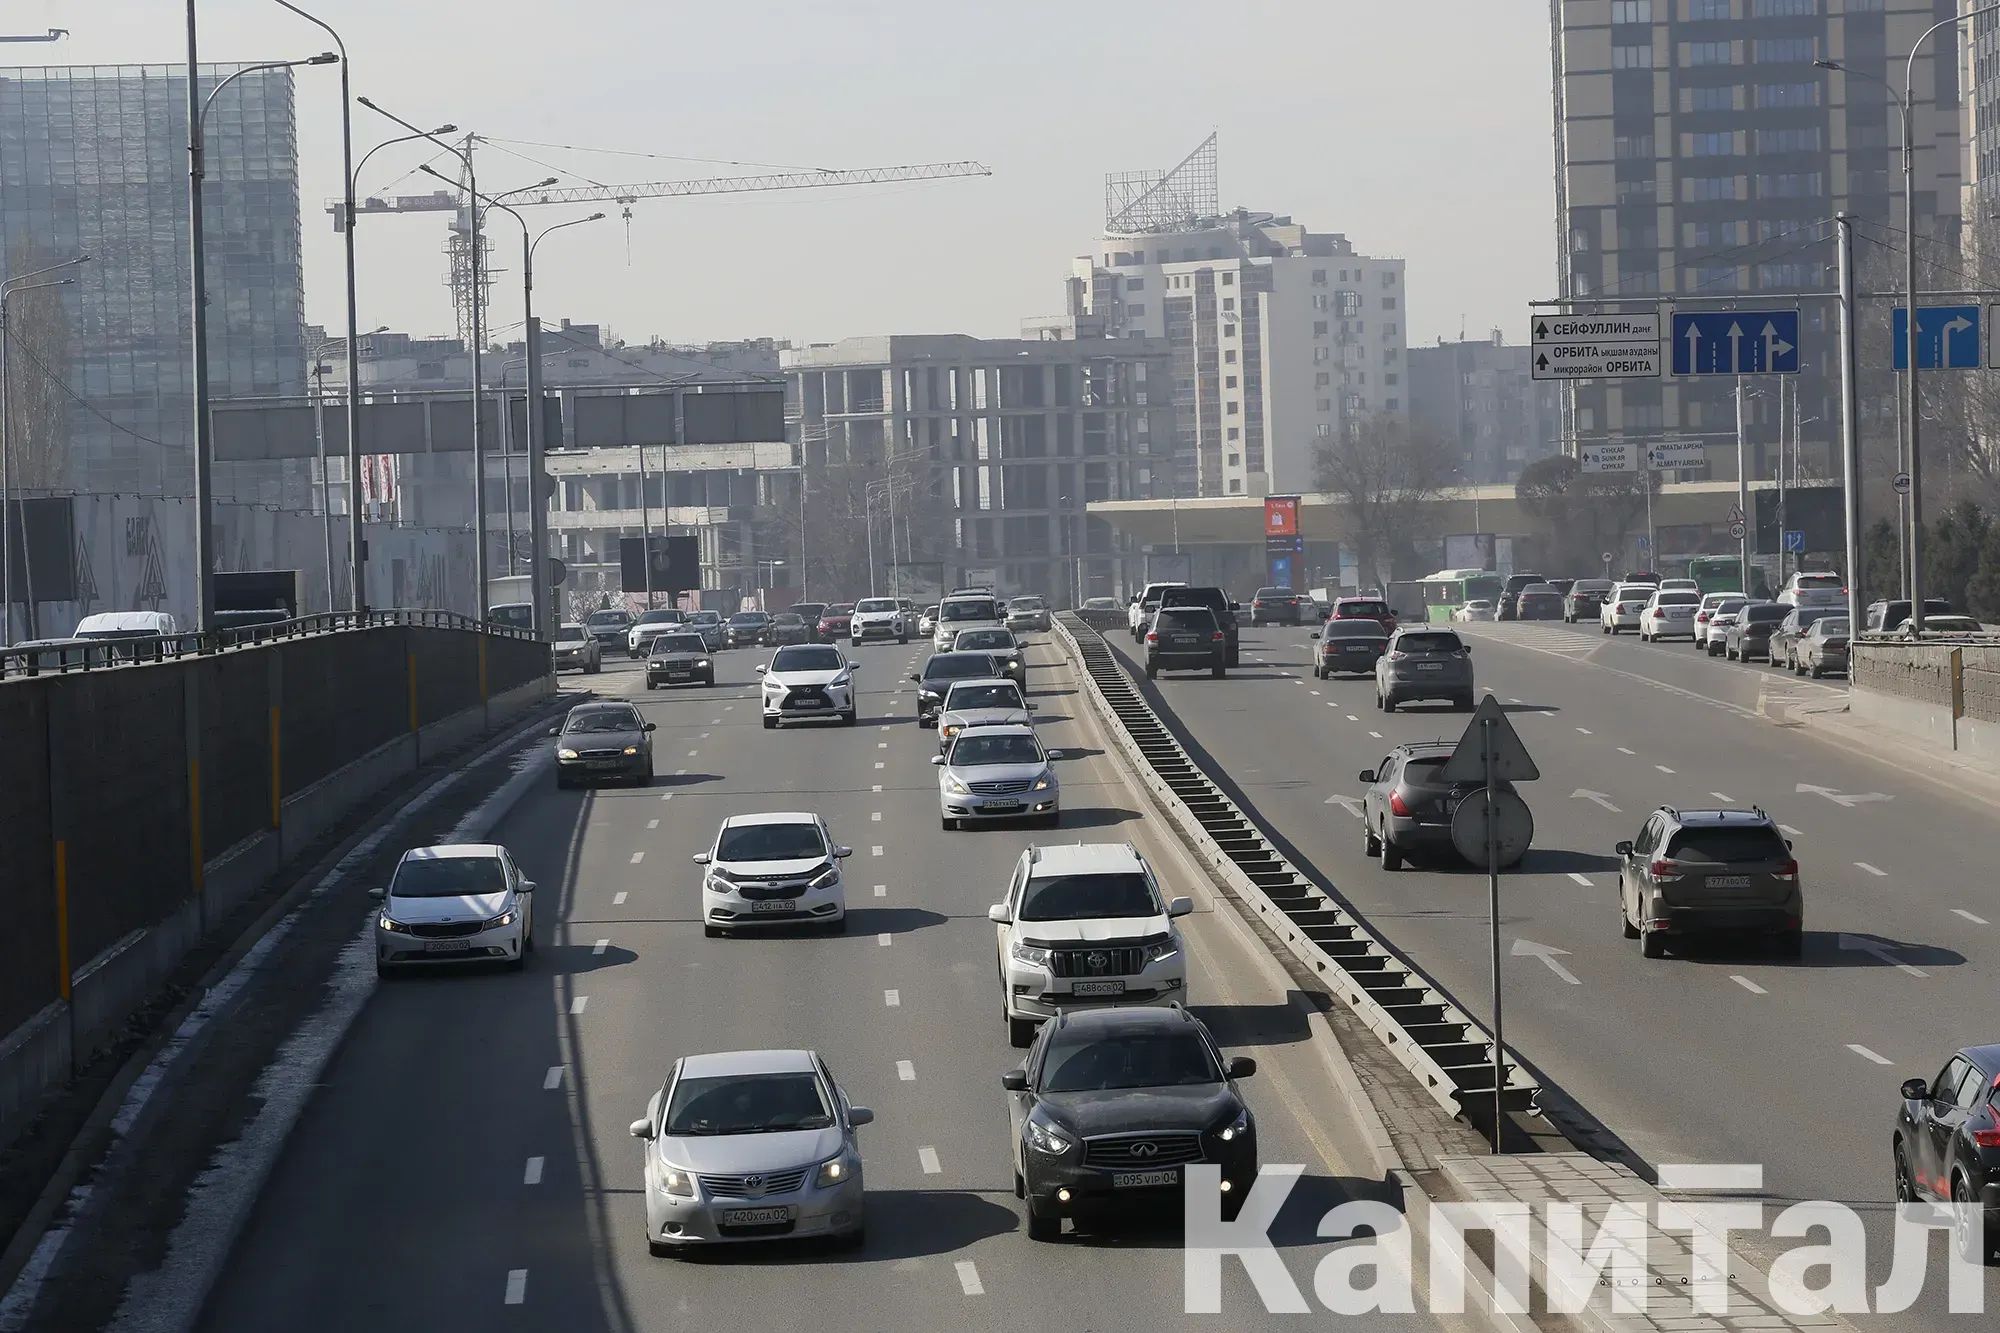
[1128,582,1186,639]
[1599,583,1657,634]
[849,596,908,644]
[985,842,1192,1048]
[693,812,851,937]
[932,593,1006,651]
[1777,571,1845,608]
[1637,589,1701,641]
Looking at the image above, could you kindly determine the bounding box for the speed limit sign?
[1729,520,1746,539]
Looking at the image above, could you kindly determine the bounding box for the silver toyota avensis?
[630,1048,872,1253]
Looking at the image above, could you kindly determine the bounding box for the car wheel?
[1008,1015,1036,1049]
[1380,836,1404,871]
[644,680,655,690]
[1026,1202,1061,1242]
[899,634,909,644]
[1621,900,1640,938]
[1725,647,1737,660]
[1808,661,1823,679]
[1381,694,1397,714]
[1640,930,1666,959]
[1952,1174,1992,1262]
[1014,1169,1026,1200]
[762,716,777,730]
[1364,824,1381,857]
[1228,648,1240,667]
[842,709,858,726]
[1894,1141,1917,1204]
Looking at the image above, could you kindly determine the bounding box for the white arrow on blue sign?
[1784,529,1805,553]
[1892,305,1981,371]
[1671,311,1801,376]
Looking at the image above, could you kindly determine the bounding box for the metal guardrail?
[1,609,543,681]
[1054,610,1540,1119]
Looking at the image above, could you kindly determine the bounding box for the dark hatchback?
[1330,596,1397,634]
[1614,807,1802,959]
[1311,618,1389,678]
[1145,606,1226,679]
[1496,573,1545,621]
[1004,1006,1257,1240]
[787,603,828,641]
[1767,605,1842,670]
[1723,603,1789,661]
[724,611,773,648]
[1894,1044,2000,1261]
[1360,740,1512,869]
[910,651,1005,725]
[550,702,656,788]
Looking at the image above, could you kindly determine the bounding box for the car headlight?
[807,863,839,889]
[1024,1111,1072,1156]
[623,746,639,756]
[698,659,710,668]
[941,723,962,740]
[942,772,970,796]
[919,689,939,702]
[557,747,579,760]
[1215,1106,1252,1143]
[649,659,666,668]
[483,909,516,930]
[763,680,783,693]
[1010,940,1051,968]
[815,1156,854,1188]
[378,914,408,933]
[705,867,742,887]
[1031,769,1055,791]
[1144,937,1178,965]
[659,1163,695,1197]
[1005,658,1020,671]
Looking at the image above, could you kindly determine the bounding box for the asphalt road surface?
[195,644,1471,1333]
[1103,615,1998,1329]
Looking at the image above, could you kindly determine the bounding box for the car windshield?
[941,599,1000,621]
[1655,592,1700,606]
[1665,827,1788,863]
[635,610,680,626]
[950,733,1043,766]
[1396,632,1462,653]
[715,822,825,862]
[955,631,1014,650]
[1041,1030,1220,1093]
[1924,616,1981,631]
[1813,619,1851,637]
[946,683,1023,711]
[1010,597,1045,609]
[856,599,897,613]
[392,855,506,899]
[565,708,640,733]
[1324,620,1386,639]
[587,611,628,627]
[772,614,804,626]
[1018,872,1158,922]
[556,626,587,641]
[688,612,720,626]
[729,613,768,625]
[925,655,997,682]
[664,1072,832,1137]
[1793,608,1838,626]
[653,634,707,654]
[1339,601,1389,617]
[772,646,843,671]
[1744,606,1788,623]
[826,604,854,615]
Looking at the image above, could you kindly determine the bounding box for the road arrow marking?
[1572,788,1621,813]
[1838,932,1928,978]
[1512,938,1581,984]
[1796,783,1891,808]
[1325,794,1364,818]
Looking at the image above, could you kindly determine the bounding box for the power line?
[3,324,178,453]
[475,134,826,175]
[478,139,610,191]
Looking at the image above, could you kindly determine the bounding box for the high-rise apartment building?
[1555,0,1958,484]
[0,63,307,501]
[1409,333,1562,485]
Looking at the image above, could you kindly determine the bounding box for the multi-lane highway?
[193,640,1471,1333]
[1102,614,1995,1325]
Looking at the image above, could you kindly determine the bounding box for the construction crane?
[329,152,992,341]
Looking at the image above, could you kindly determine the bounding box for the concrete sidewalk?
[1768,693,2000,807]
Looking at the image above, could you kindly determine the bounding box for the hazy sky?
[24,0,1555,350]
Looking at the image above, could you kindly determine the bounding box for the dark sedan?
[551,702,656,788]
[684,611,726,653]
[910,651,1006,725]
[1310,618,1388,678]
[1565,579,1615,623]
[723,611,773,648]
[584,607,633,651]
[1249,587,1305,626]
[787,603,828,641]
[765,613,813,646]
[1004,1006,1257,1240]
[1894,1044,2000,1261]
[1329,596,1397,634]
[1724,603,1789,662]
[1515,586,1565,620]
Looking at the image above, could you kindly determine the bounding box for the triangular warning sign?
[1440,693,1540,784]
[71,530,98,609]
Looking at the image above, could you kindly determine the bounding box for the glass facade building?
[0,64,306,501]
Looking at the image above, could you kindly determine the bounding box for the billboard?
[618,534,701,593]
[1264,495,1303,588]
[1444,533,1497,571]
[1754,485,1842,555]
[1264,495,1300,538]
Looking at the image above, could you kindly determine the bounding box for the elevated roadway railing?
[0,612,554,1143]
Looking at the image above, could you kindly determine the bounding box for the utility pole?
[185,5,216,635]
[1735,376,1750,595]
[638,443,654,608]
[1837,215,1864,635]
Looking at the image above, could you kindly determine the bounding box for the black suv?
[1496,573,1545,621]
[1614,806,1802,959]
[1145,605,1226,679]
[1157,586,1240,666]
[1003,1005,1258,1240]
[1893,1044,2000,1261]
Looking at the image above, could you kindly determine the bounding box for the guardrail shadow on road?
[1188,991,1328,1048]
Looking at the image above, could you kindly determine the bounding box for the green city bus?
[1686,555,1744,595]
[1419,569,1505,622]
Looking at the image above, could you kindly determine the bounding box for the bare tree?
[1513,453,1656,572]
[2,244,75,491]
[1313,415,1453,588]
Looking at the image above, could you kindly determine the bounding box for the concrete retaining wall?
[1851,639,2000,769]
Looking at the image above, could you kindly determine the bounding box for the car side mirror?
[691,852,712,865]
[1309,630,1319,639]
[1901,1077,1931,1102]
[987,903,1012,924]
[367,886,386,901]
[644,722,657,732]
[519,880,536,895]
[1357,770,1376,784]
[1045,749,1063,761]
[1001,1070,1029,1092]
[1784,839,1793,851]
[909,672,921,682]
[848,1106,874,1127]
[930,755,946,766]
[1225,1056,1258,1079]
[1168,895,1194,918]
[628,1118,655,1140]
[547,726,561,737]
[754,664,767,674]
[1615,840,1635,856]
[833,846,852,858]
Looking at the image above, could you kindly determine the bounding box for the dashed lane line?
[1710,793,1732,803]
[871,846,884,856]
[878,933,891,947]
[1731,975,1768,995]
[592,939,609,955]
[1368,731,1382,739]
[897,1060,916,1081]
[873,884,887,897]
[1848,1044,1892,1066]
[955,1261,985,1296]
[1855,861,1887,877]
[1576,727,1592,735]
[543,1066,565,1090]
[629,851,645,865]
[505,1270,527,1305]
[613,892,628,906]
[569,996,588,1015]
[918,1147,942,1174]
[884,989,901,1007]
[1955,909,1989,925]
[1779,823,1801,837]
[871,811,883,821]
[1655,765,1675,775]
[1567,873,1592,887]
[523,1157,544,1185]
[647,818,659,830]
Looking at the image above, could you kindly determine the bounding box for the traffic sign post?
[1893,305,1981,371]
[1646,441,1704,470]
[1440,694,1538,1153]
[1531,314,1662,382]
[1670,310,1801,376]
[1580,443,1634,473]
[1783,529,1805,554]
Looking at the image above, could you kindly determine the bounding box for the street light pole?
[1836,214,1865,637]
[1,265,84,643]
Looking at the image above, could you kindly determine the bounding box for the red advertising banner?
[1264,495,1299,538]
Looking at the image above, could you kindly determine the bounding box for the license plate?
[1417,662,1444,671]
[667,670,691,679]
[721,1207,791,1226]
[1706,875,1752,889]
[423,940,472,953]
[790,699,826,709]
[590,761,620,769]
[1072,980,1126,997]
[750,899,795,914]
[982,800,1023,813]
[1113,1169,1180,1189]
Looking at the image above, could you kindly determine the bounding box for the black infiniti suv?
[1003,1006,1257,1240]
[1894,1044,2000,1261]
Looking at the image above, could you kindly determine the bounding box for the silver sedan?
[630,1048,871,1254]
[933,722,1061,829]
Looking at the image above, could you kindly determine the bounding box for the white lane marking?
[871,846,884,856]
[1710,792,1732,803]
[523,1157,544,1185]
[1567,873,1592,887]
[873,884,887,897]
[660,792,673,801]
[592,938,609,955]
[674,768,687,776]
[1617,746,1636,756]
[871,811,882,822]
[700,731,711,738]
[1848,1044,1893,1066]
[1955,909,1989,925]
[504,1270,527,1305]
[543,1066,565,1090]
[878,933,892,947]
[724,704,734,710]
[1655,765,1675,775]
[686,750,698,758]
[629,851,645,865]
[897,1060,916,1082]
[1368,731,1382,739]
[1855,861,1887,877]
[1779,823,1801,837]
[872,784,883,792]
[877,741,888,749]
[1576,727,1592,735]
[709,718,721,725]
[918,1146,942,1174]
[1346,714,1358,722]
[884,989,900,1007]
[1310,690,1321,696]
[569,996,588,1015]
[1731,975,1768,995]
[874,762,885,770]
[955,1260,984,1295]
[613,892,628,905]
[1508,697,1522,704]
[647,818,659,830]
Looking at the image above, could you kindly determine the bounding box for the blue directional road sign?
[1671,310,1801,376]
[1892,305,1981,370]
[1784,529,1805,554]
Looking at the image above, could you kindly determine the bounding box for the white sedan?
[693,812,850,936]
[371,843,535,975]
[1452,600,1496,623]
